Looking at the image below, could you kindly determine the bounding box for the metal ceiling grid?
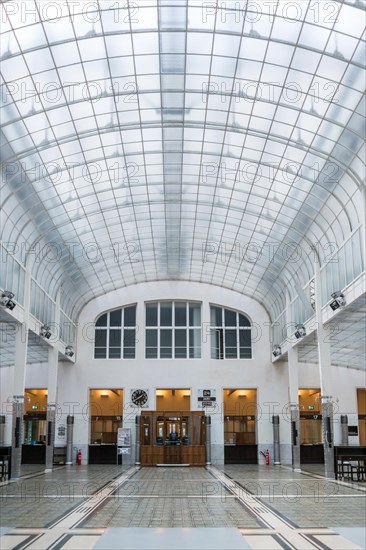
[0,0,365,323]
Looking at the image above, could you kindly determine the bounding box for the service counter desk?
[141,444,205,466]
[21,444,46,464]
[224,444,258,464]
[88,444,117,464]
[300,444,324,464]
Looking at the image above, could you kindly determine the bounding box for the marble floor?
[1,463,365,549]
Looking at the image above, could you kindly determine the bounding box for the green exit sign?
[32,405,38,410]
[308,405,314,410]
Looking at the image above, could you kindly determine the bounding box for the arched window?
[145,301,201,359]
[210,306,252,359]
[94,305,136,359]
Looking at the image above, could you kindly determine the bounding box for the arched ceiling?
[1,0,365,320]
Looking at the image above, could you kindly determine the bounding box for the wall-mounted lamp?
[330,291,346,311]
[272,345,282,358]
[1,291,16,310]
[65,345,74,357]
[294,324,306,339]
[40,325,52,339]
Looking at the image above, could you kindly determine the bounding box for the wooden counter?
[88,444,117,464]
[224,444,258,464]
[21,444,46,464]
[300,444,324,464]
[141,445,205,466]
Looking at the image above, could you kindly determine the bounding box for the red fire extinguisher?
[77,449,82,465]
[265,449,270,465]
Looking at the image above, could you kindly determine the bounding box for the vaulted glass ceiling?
[1,0,365,320]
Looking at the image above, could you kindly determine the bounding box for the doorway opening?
[22,389,48,464]
[89,388,123,464]
[299,388,324,464]
[223,388,257,464]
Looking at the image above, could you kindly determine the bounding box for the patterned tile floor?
[1,463,365,549]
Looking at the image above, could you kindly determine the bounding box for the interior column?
[286,295,300,471]
[11,267,31,479]
[314,261,335,479]
[45,289,60,471]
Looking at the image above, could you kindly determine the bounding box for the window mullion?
[172,301,175,358]
[158,303,160,359]
[107,313,110,359]
[122,308,125,358]
[236,312,239,359]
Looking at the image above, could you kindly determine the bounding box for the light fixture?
[65,345,74,357]
[329,291,346,311]
[1,291,16,310]
[294,324,306,339]
[40,325,52,339]
[272,345,282,357]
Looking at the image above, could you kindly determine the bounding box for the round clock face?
[131,389,148,407]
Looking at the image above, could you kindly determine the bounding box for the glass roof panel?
[0,0,364,322]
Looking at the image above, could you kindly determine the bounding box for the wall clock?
[131,389,149,407]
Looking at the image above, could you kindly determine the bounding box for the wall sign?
[197,389,217,408]
[118,427,131,447]
[55,423,66,445]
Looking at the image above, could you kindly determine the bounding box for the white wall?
[1,281,365,463]
[55,280,283,463]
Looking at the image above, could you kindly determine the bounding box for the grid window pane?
[95,329,107,347]
[109,329,121,358]
[110,310,122,326]
[94,348,107,359]
[225,329,237,358]
[96,313,107,327]
[175,329,187,358]
[225,309,236,327]
[239,330,251,347]
[109,347,121,359]
[189,303,201,326]
[211,307,222,326]
[124,306,136,327]
[161,329,172,358]
[175,302,187,326]
[146,329,158,346]
[146,303,158,326]
[146,329,158,358]
[239,314,251,327]
[160,302,172,326]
